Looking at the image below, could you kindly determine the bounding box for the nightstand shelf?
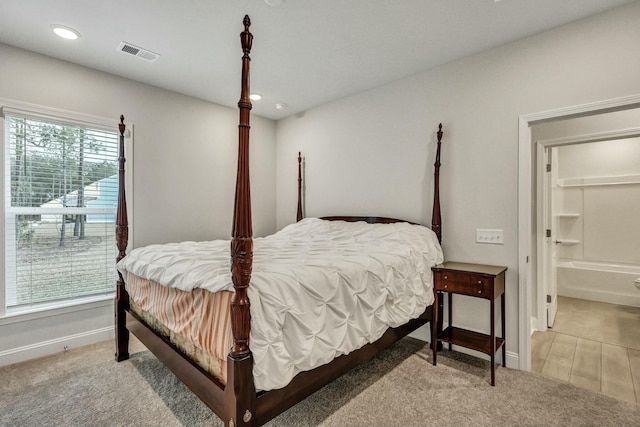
[431,261,507,386]
[439,326,505,355]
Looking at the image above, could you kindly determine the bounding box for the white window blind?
[4,112,119,310]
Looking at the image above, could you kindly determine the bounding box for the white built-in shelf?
[556,239,580,245]
[558,174,640,188]
[557,213,580,218]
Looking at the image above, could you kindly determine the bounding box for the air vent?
[117,42,159,62]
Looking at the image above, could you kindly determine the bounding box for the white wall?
[0,42,277,365]
[276,2,640,366]
[557,138,640,181]
[555,139,640,265]
[533,108,640,146]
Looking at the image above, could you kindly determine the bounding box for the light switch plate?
[476,229,504,244]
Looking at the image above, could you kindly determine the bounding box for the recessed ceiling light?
[250,93,262,101]
[275,103,288,111]
[51,25,80,40]
[265,0,285,6]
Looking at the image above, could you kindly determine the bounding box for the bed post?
[225,15,257,427]
[431,123,443,243]
[296,152,303,221]
[115,115,130,362]
[430,123,444,352]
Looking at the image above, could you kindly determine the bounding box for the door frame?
[541,144,557,329]
[517,93,640,371]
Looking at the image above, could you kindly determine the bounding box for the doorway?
[533,125,640,333]
[530,130,640,403]
[517,94,640,372]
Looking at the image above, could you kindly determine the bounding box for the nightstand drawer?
[434,271,490,297]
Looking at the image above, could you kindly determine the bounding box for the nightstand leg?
[438,293,444,350]
[490,298,496,386]
[447,293,452,351]
[432,290,438,365]
[501,292,506,367]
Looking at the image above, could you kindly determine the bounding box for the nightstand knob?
[444,285,448,289]
[478,289,482,294]
[477,280,482,284]
[444,275,448,280]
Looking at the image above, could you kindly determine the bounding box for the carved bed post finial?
[431,123,443,243]
[297,152,303,222]
[115,114,130,362]
[241,15,253,54]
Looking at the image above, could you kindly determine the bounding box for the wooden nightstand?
[431,261,507,386]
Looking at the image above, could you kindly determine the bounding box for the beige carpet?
[2,336,640,426]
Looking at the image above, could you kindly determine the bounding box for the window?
[2,103,121,313]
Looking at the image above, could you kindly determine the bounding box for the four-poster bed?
[115,15,445,427]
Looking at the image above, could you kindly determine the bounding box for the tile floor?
[532,296,640,404]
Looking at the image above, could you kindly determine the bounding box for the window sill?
[0,294,115,326]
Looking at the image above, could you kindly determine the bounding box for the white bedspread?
[117,217,443,391]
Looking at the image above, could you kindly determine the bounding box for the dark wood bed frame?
[115,15,444,427]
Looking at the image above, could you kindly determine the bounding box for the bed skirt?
[126,273,233,385]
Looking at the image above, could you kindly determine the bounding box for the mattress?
[119,217,444,391]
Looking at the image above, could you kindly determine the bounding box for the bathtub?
[557,260,640,307]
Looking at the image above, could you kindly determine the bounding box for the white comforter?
[117,217,443,391]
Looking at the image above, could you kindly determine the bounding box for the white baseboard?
[0,326,113,367]
[505,350,519,369]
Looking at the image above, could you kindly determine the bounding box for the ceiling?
[0,0,635,120]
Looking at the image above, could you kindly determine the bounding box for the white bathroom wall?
[554,138,640,306]
[558,138,640,179]
[556,138,640,265]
